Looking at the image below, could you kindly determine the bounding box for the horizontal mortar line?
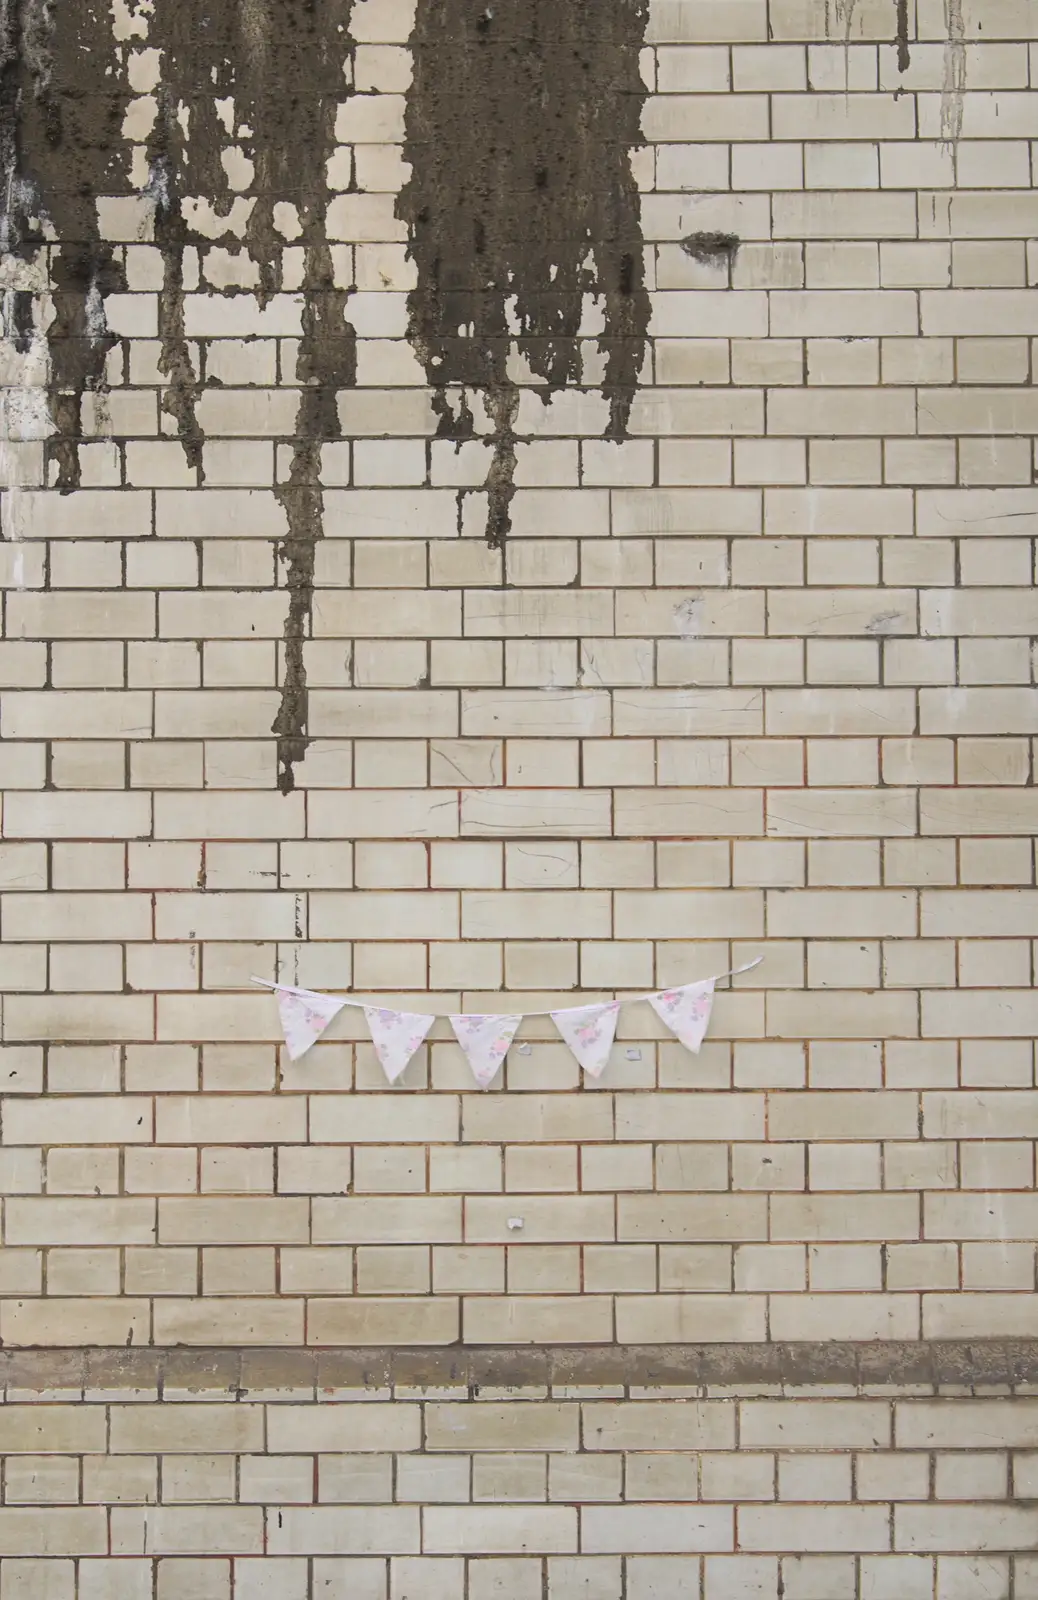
[1,1341,1037,1394]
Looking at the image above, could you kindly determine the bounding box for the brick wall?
[1,0,1037,1583]
[0,1349,1036,1598]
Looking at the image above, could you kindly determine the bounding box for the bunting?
[449,1012,523,1089]
[550,1001,621,1079]
[364,1006,436,1084]
[648,978,715,1056]
[274,984,348,1062]
[254,958,761,1086]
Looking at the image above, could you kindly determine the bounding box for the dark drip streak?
[144,4,237,478]
[399,0,650,545]
[150,154,204,478]
[142,1,356,792]
[274,246,356,793]
[895,0,911,72]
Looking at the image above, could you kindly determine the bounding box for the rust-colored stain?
[399,0,650,547]
[0,0,129,490]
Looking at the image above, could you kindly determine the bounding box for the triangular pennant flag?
[364,1006,436,1084]
[551,1002,621,1079]
[648,979,716,1055]
[276,986,348,1061]
[449,1013,522,1089]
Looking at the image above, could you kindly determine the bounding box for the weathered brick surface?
[0,1376,1031,1594]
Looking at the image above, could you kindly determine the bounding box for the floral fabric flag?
[276,986,348,1061]
[551,1001,621,1079]
[449,1012,522,1088]
[647,978,716,1055]
[364,1006,436,1084]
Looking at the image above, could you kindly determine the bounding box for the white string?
[250,956,763,1019]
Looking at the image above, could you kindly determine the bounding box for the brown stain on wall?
[3,0,355,790]
[143,0,356,792]
[399,0,651,547]
[0,0,129,489]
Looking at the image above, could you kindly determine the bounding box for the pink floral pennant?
[647,978,716,1055]
[449,1012,522,1089]
[276,985,348,1061]
[364,1006,436,1084]
[551,1001,621,1079]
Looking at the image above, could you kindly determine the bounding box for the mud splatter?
[143,0,356,790]
[399,0,650,546]
[895,0,911,72]
[0,0,129,488]
[682,232,740,272]
[940,0,966,154]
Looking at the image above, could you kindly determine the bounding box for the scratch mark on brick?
[399,0,650,546]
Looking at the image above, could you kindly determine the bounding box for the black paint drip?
[0,0,129,490]
[895,0,911,72]
[144,0,356,792]
[399,0,651,547]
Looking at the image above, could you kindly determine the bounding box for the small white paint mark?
[674,596,702,638]
[85,279,108,348]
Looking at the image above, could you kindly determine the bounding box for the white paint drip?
[831,0,859,94]
[674,596,703,638]
[940,0,967,157]
[85,278,108,348]
[0,263,55,517]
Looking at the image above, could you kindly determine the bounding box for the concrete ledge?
[3,1342,1038,1395]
